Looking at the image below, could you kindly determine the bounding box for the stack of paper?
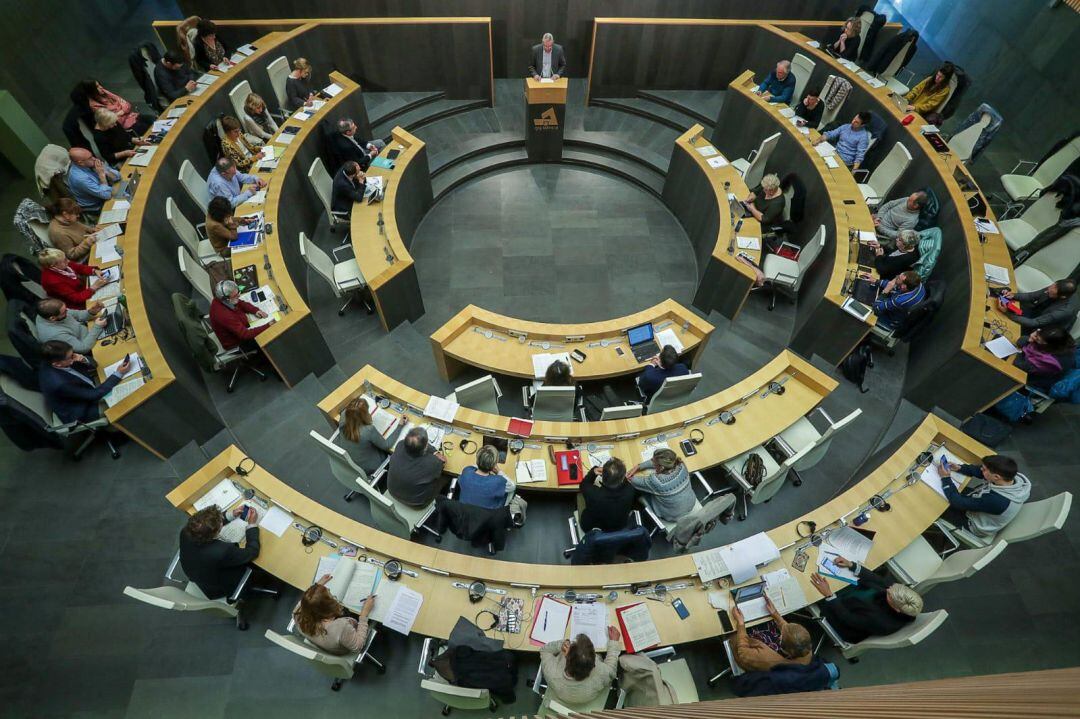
[193,478,243,512]
[695,145,718,157]
[515,459,547,484]
[381,586,424,635]
[150,119,176,134]
[857,230,878,244]
[423,395,459,423]
[983,263,1010,285]
[236,44,256,57]
[655,327,685,354]
[736,236,761,251]
[718,532,781,583]
[707,156,729,169]
[94,223,123,242]
[91,282,121,302]
[805,40,821,48]
[823,156,840,169]
[531,352,572,379]
[570,603,608,647]
[814,142,837,158]
[584,448,611,469]
[104,376,145,407]
[128,146,158,167]
[530,596,572,644]
[778,107,796,118]
[196,72,218,85]
[985,336,1020,359]
[822,527,875,564]
[247,190,267,205]
[190,84,208,97]
[104,353,142,380]
[166,107,187,119]
[866,77,886,89]
[917,448,963,498]
[693,546,732,583]
[974,217,1000,235]
[762,568,808,614]
[228,53,246,65]
[615,603,660,653]
[324,558,382,612]
[99,206,130,225]
[323,83,344,97]
[274,132,297,145]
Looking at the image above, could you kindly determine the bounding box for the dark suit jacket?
[154,63,195,103]
[528,43,566,78]
[331,166,366,215]
[39,362,121,424]
[819,566,915,644]
[330,132,375,171]
[179,525,261,600]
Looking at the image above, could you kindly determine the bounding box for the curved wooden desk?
[429,300,713,382]
[316,351,835,491]
[167,413,983,651]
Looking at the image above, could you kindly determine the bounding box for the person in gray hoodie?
[935,454,1032,537]
[626,448,695,522]
[34,298,106,355]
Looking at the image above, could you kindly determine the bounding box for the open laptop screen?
[626,323,654,346]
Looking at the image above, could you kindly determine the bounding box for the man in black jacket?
[809,557,923,643]
[179,506,261,600]
[528,33,566,80]
[331,161,367,216]
[579,458,636,532]
[154,51,197,103]
[330,119,384,171]
[999,280,1079,332]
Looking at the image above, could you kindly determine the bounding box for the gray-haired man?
[529,33,566,80]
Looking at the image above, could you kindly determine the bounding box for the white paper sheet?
[196,72,218,85]
[736,236,761,250]
[974,218,1000,235]
[128,146,158,167]
[515,459,547,484]
[98,208,129,225]
[570,603,608,648]
[985,335,1021,359]
[822,527,875,564]
[640,441,670,462]
[823,156,840,169]
[423,395,459,423]
[94,223,123,241]
[382,586,424,635]
[259,505,293,537]
[617,603,660,652]
[655,328,684,354]
[539,77,554,83]
[778,107,796,118]
[104,353,141,380]
[693,546,731,583]
[166,107,187,119]
[531,596,572,644]
[695,145,718,157]
[814,141,837,157]
[983,263,1011,285]
[193,478,243,512]
[763,568,808,614]
[805,40,820,48]
[323,83,343,97]
[707,156,729,168]
[236,44,256,57]
[104,375,144,407]
[918,449,964,499]
[531,352,572,379]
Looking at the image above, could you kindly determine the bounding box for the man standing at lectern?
[529,33,566,80]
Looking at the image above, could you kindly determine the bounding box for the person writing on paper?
[242,93,278,142]
[731,599,813,672]
[812,112,870,169]
[179,505,260,601]
[38,340,130,424]
[332,119,386,171]
[793,87,823,128]
[1014,328,1076,391]
[458,444,516,509]
[827,17,862,62]
[331,161,368,217]
[872,270,925,330]
[636,345,689,402]
[744,173,786,226]
[529,33,566,81]
[753,60,796,105]
[35,299,107,355]
[339,396,404,477]
[387,426,448,508]
[220,116,260,172]
[871,228,920,280]
[904,62,955,116]
[206,157,266,209]
[91,108,148,167]
[66,148,120,214]
[540,627,622,706]
[999,280,1079,333]
[626,448,694,522]
[579,457,637,532]
[285,58,316,111]
[193,19,228,71]
[294,576,375,655]
[873,192,925,242]
[205,196,240,259]
[809,560,923,643]
[47,198,98,262]
[936,455,1031,538]
[154,51,197,102]
[530,359,583,409]
[38,248,108,310]
[208,279,273,352]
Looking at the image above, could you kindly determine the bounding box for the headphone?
[468,580,487,603]
[458,439,477,455]
[796,520,818,538]
[767,381,786,395]
[718,410,736,425]
[215,280,232,300]
[440,441,455,454]
[234,456,255,476]
[508,438,524,455]
[688,428,705,445]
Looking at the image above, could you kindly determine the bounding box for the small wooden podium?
[525,77,568,161]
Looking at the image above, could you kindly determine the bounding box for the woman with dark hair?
[1014,327,1077,391]
[294,576,376,655]
[904,62,955,115]
[544,359,572,387]
[540,627,622,706]
[205,195,238,258]
[827,17,863,61]
[77,79,153,135]
[194,18,228,70]
[338,396,404,476]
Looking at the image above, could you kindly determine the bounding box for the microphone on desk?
[377,211,384,236]
[384,245,395,264]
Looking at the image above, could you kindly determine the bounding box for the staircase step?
[431,147,531,200]
[372,98,490,141]
[560,147,666,198]
[637,90,725,128]
[564,129,669,175]
[590,96,705,134]
[364,91,445,128]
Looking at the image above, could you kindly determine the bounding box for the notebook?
[530,596,571,644]
[324,558,382,613]
[615,603,660,653]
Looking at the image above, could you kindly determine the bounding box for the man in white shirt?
[529,33,566,80]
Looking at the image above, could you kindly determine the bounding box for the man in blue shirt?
[754,60,796,105]
[813,112,871,170]
[66,148,119,213]
[206,157,267,208]
[873,270,926,330]
[638,345,690,401]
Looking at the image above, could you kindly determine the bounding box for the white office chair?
[532,661,625,717]
[811,604,949,661]
[308,157,351,233]
[27,219,53,249]
[309,429,387,501]
[77,118,104,161]
[874,35,918,85]
[776,407,863,485]
[999,191,1063,254]
[817,75,848,130]
[0,373,121,459]
[644,372,702,414]
[722,444,808,521]
[264,626,384,691]
[348,459,440,540]
[887,536,1007,594]
[299,231,368,315]
[731,131,781,191]
[938,491,1072,549]
[417,638,497,715]
[1000,137,1080,206]
[531,386,580,421]
[638,646,701,704]
[789,53,816,108]
[1013,228,1080,292]
[178,245,214,304]
[227,79,264,144]
[448,374,502,414]
[638,471,721,539]
[599,403,643,420]
[166,196,219,265]
[947,113,991,164]
[178,159,210,213]
[854,142,912,208]
[266,55,291,117]
[762,224,826,310]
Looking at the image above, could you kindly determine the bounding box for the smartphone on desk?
[717,609,734,633]
[672,597,690,620]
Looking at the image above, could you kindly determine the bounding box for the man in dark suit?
[331,160,367,216]
[528,33,566,80]
[38,340,130,424]
[178,506,261,600]
[329,118,385,171]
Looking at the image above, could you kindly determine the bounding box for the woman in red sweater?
[39,248,107,310]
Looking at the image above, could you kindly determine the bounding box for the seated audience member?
[294,576,375,655]
[332,119,385,170]
[38,248,106,309]
[66,147,119,214]
[873,192,926,242]
[793,87,823,128]
[904,62,955,116]
[540,628,622,706]
[47,198,97,262]
[1015,328,1076,391]
[208,279,273,351]
[873,270,925,330]
[207,157,266,208]
[35,298,107,355]
[178,505,260,600]
[812,112,870,169]
[872,228,920,279]
[999,280,1079,332]
[76,78,153,135]
[745,173,786,226]
[637,345,689,401]
[579,458,637,532]
[936,454,1031,538]
[285,58,316,111]
[38,340,130,423]
[626,448,694,523]
[331,161,367,216]
[193,19,228,70]
[242,93,278,142]
[458,445,516,509]
[827,17,863,61]
[154,51,197,102]
[809,558,923,643]
[205,196,238,258]
[92,108,146,166]
[731,598,813,672]
[220,116,260,172]
[387,426,448,508]
[337,396,404,477]
[531,358,583,409]
[754,60,796,105]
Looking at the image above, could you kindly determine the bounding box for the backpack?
[841,343,874,393]
[960,413,1012,447]
[992,392,1033,424]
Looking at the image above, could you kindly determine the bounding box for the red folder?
[554,449,583,485]
[507,417,534,437]
[615,602,661,654]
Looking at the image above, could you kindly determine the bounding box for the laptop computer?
[98,306,127,339]
[856,242,877,268]
[626,322,660,363]
[852,277,880,305]
[730,581,769,621]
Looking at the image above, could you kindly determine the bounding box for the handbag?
[742,453,765,488]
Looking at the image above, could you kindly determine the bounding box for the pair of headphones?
[687,428,705,445]
[458,439,477,455]
[301,525,323,553]
[214,280,234,300]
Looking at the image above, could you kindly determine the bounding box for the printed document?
[382,586,423,635]
[570,603,608,648]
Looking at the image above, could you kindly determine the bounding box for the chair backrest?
[307,157,335,217]
[792,225,827,289]
[308,429,370,493]
[877,36,914,81]
[792,407,863,471]
[920,540,1007,592]
[782,185,794,222]
[420,677,490,710]
[1020,191,1063,233]
[867,142,913,199]
[184,27,198,66]
[856,11,876,57]
[532,386,577,421]
[228,80,252,126]
[123,585,236,617]
[0,373,52,426]
[266,56,290,115]
[27,220,53,249]
[849,609,948,654]
[752,450,803,504]
[947,114,990,163]
[743,132,781,190]
[646,373,702,414]
[1022,230,1080,282]
[789,53,816,107]
[178,246,213,303]
[1033,137,1080,187]
[264,629,355,680]
[997,491,1072,543]
[77,118,104,160]
[165,196,201,258]
[453,375,500,413]
[817,75,847,129]
[178,159,209,213]
[299,231,341,296]
[601,403,644,420]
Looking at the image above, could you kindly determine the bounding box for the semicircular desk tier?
[168,413,985,651]
[317,352,836,491]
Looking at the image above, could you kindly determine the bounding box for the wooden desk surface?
[525,77,569,104]
[167,414,984,651]
[429,300,714,381]
[316,351,837,491]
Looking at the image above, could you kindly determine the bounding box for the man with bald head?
[66,147,119,213]
[754,60,797,105]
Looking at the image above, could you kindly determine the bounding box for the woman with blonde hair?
[91,108,146,166]
[220,116,259,172]
[294,575,375,655]
[828,17,863,61]
[339,397,404,476]
[38,247,107,309]
[745,173,786,226]
[286,57,316,111]
[242,93,278,142]
[625,447,695,522]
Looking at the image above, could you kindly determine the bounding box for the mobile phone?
[239,505,251,521]
[122,353,130,363]
[570,349,587,363]
[843,199,857,205]
[679,438,697,457]
[615,347,625,357]
[734,219,744,232]
[717,609,734,633]
[672,597,690,620]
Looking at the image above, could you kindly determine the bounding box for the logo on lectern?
[533,107,559,129]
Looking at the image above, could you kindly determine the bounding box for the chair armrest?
[746,149,759,164]
[631,509,643,528]
[779,241,801,257]
[643,646,676,662]
[807,605,852,650]
[331,211,350,222]
[884,557,918,586]
[852,169,870,183]
[229,567,254,603]
[164,550,184,583]
[286,615,297,633]
[614,688,627,709]
[640,503,665,533]
[194,222,207,240]
[532,664,545,695]
[418,637,435,675]
[1009,159,1038,175]
[370,456,390,489]
[331,244,355,262]
[771,271,800,288]
[446,475,459,499]
[725,464,754,494]
[898,68,916,85]
[568,515,581,546]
